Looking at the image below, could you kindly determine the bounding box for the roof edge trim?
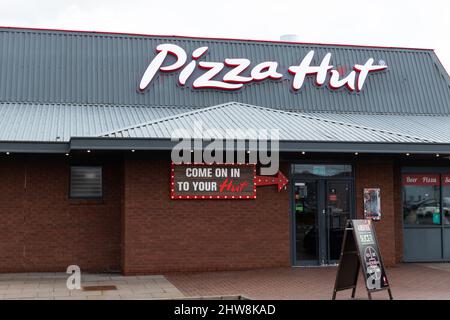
[69,137,450,154]
[0,25,436,52]
[0,138,449,154]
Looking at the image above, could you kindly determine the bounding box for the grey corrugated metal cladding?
[0,28,448,115]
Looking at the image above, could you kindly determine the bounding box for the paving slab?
[3,264,447,300]
[0,272,184,300]
[167,263,450,300]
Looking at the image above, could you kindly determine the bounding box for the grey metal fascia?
[1,137,449,154]
[69,137,175,151]
[69,137,450,154]
[278,141,450,154]
[0,141,69,153]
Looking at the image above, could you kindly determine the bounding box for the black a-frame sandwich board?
[332,219,393,300]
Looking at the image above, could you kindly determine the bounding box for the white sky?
[0,0,448,73]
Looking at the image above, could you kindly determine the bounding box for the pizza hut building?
[0,27,449,274]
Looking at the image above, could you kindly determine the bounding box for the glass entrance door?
[293,178,352,266]
[326,181,352,262]
[294,181,319,264]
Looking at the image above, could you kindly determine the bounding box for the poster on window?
[364,188,381,221]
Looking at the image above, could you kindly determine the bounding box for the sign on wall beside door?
[170,163,288,199]
[171,163,256,199]
[364,188,381,221]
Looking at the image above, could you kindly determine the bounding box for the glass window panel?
[293,164,352,177]
[403,174,440,225]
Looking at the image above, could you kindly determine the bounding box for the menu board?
[352,219,389,290]
[333,219,392,299]
[171,163,256,199]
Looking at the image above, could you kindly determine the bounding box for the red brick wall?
[122,158,291,274]
[0,153,402,274]
[355,159,398,266]
[0,155,122,273]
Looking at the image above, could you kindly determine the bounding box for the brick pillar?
[355,160,397,266]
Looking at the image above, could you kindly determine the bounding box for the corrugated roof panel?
[0,102,191,142]
[2,101,450,145]
[102,102,439,143]
[0,28,448,114]
[303,112,450,143]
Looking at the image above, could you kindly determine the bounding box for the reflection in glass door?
[326,181,351,262]
[294,181,319,264]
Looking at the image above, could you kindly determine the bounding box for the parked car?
[416,200,450,216]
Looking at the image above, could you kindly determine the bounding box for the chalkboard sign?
[332,219,393,300]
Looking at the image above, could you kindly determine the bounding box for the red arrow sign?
[255,171,289,192]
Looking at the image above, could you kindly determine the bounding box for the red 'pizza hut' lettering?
[139,43,387,92]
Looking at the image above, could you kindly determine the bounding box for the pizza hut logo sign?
[139,43,387,93]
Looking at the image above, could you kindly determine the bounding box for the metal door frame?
[290,165,355,266]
